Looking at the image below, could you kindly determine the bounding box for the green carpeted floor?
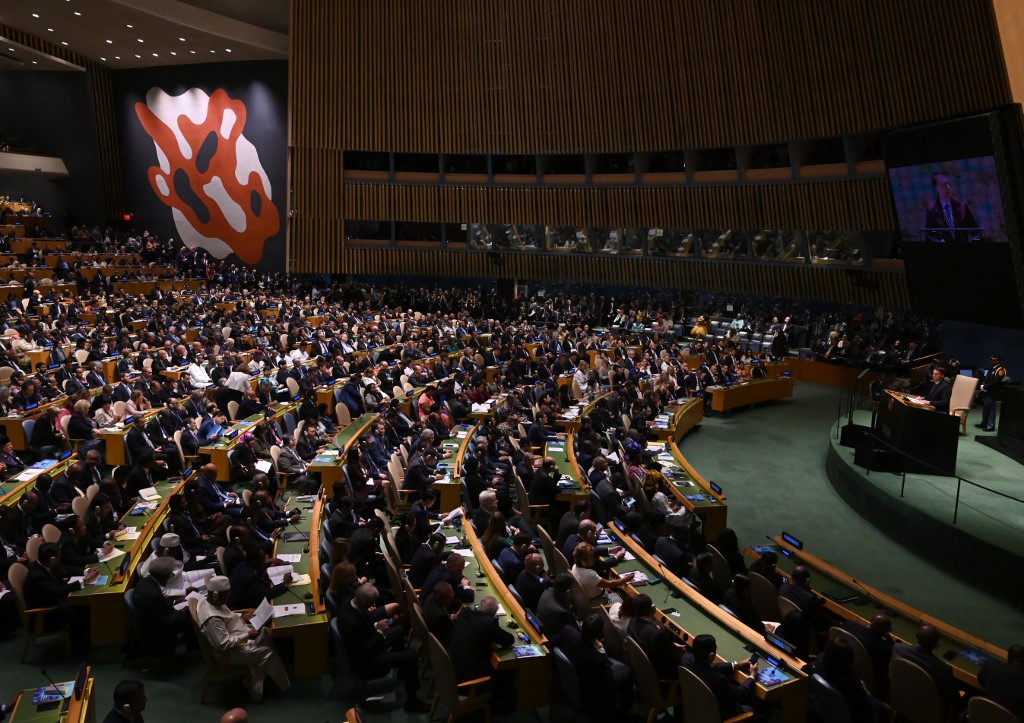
[681,379,1024,648]
[1,378,1020,723]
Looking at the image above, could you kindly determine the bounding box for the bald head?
[869,614,892,636]
[432,581,454,607]
[220,709,249,723]
[916,624,940,651]
[444,554,466,575]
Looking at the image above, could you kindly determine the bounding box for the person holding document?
[195,576,290,703]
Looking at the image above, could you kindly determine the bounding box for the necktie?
[944,204,955,229]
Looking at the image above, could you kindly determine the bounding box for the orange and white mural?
[134,87,280,264]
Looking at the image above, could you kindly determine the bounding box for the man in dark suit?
[133,556,192,656]
[536,573,578,644]
[626,594,684,679]
[841,614,895,694]
[978,644,1024,720]
[422,581,457,647]
[779,565,836,638]
[528,457,561,520]
[338,584,429,713]
[111,374,134,403]
[513,553,549,613]
[419,553,475,607]
[227,546,291,610]
[24,543,97,651]
[447,595,514,691]
[654,522,692,579]
[682,633,760,720]
[924,172,981,243]
[408,533,446,589]
[892,624,958,709]
[925,367,953,413]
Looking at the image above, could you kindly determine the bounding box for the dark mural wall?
[0,70,105,227]
[113,60,287,271]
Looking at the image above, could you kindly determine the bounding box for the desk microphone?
[41,670,66,697]
[288,518,308,541]
[40,669,70,711]
[101,556,117,586]
[849,578,898,618]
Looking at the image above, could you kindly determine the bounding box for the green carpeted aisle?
[680,379,1023,648]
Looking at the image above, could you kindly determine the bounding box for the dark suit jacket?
[628,616,680,680]
[926,378,952,413]
[337,600,394,675]
[654,536,691,578]
[24,562,80,608]
[682,654,757,719]
[513,570,548,613]
[228,561,287,610]
[528,469,558,507]
[422,594,455,648]
[978,659,1024,720]
[419,566,474,606]
[408,544,440,589]
[133,574,188,654]
[840,620,893,688]
[447,609,515,682]
[892,642,957,705]
[924,197,980,242]
[536,588,576,642]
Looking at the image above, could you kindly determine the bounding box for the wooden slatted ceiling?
[291,0,1010,154]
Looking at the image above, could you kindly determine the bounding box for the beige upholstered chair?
[948,374,979,436]
[889,657,945,723]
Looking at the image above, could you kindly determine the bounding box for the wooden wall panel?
[291,0,1011,154]
[333,179,895,229]
[289,0,1008,306]
[0,24,122,219]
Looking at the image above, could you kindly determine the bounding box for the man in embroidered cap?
[194,575,291,703]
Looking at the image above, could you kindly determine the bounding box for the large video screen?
[888,156,1006,243]
[883,110,1024,329]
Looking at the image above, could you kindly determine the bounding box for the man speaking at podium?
[926,367,952,413]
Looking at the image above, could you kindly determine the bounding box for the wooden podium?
[875,390,959,476]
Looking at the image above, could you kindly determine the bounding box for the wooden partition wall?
[289,0,1013,304]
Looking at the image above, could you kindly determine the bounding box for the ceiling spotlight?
[225,48,232,53]
[7,48,13,52]
[210,49,215,53]
[32,61,37,64]
[152,53,158,57]
[134,54,140,58]
[114,55,120,59]
[100,57,106,61]
[137,38,144,43]
[31,13,40,18]
[169,51,176,56]
[189,50,196,54]
[106,39,112,44]
[47,28,54,32]
[74,11,81,16]
[61,41,68,46]
[179,37,186,42]
[126,24,133,28]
